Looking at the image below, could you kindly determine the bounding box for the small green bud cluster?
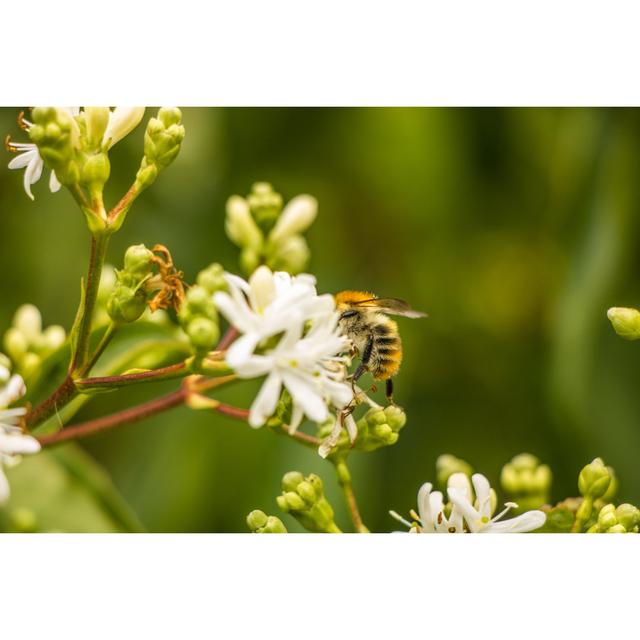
[355,405,406,452]
[246,510,288,533]
[436,454,473,490]
[225,183,317,275]
[2,304,66,379]
[178,264,222,354]
[107,244,155,324]
[587,503,640,533]
[28,107,81,187]
[607,307,640,340]
[276,471,341,533]
[500,453,552,512]
[136,108,186,191]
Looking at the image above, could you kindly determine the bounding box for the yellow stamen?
[5,134,17,152]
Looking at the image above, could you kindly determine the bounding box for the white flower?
[0,365,40,504]
[391,472,546,534]
[7,107,144,200]
[215,267,354,432]
[214,266,336,367]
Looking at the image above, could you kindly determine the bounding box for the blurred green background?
[2,107,640,532]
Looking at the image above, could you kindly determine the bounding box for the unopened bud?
[246,510,287,533]
[143,108,185,171]
[196,263,227,295]
[615,504,640,531]
[267,235,310,275]
[84,107,110,150]
[3,327,28,361]
[578,458,612,500]
[42,325,66,351]
[107,285,147,324]
[607,307,640,340]
[124,244,154,277]
[436,454,473,489]
[80,153,110,192]
[269,195,317,243]
[186,317,219,351]
[225,196,263,250]
[13,304,42,343]
[247,182,283,232]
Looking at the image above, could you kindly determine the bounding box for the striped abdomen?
[370,319,402,380]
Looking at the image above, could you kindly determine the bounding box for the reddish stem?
[76,361,188,390]
[216,326,238,351]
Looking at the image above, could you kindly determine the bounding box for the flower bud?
[42,325,66,351]
[578,458,612,500]
[277,471,340,533]
[107,285,147,324]
[135,160,159,190]
[607,307,640,340]
[500,453,552,511]
[102,107,145,149]
[239,248,261,275]
[246,510,287,533]
[597,503,617,531]
[196,263,227,295]
[352,405,407,453]
[615,504,640,532]
[20,352,41,378]
[247,182,283,232]
[13,304,42,343]
[80,152,111,196]
[3,327,28,362]
[269,195,317,243]
[186,317,219,351]
[225,196,263,250]
[436,454,473,490]
[124,244,154,278]
[143,108,185,172]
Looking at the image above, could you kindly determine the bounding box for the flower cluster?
[214,266,353,433]
[225,183,317,275]
[0,364,40,504]
[391,472,546,533]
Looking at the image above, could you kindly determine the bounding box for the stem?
[25,375,76,428]
[275,423,321,449]
[72,233,110,374]
[217,326,239,351]
[334,459,369,533]
[82,322,117,374]
[108,183,139,226]
[76,361,190,392]
[37,388,188,447]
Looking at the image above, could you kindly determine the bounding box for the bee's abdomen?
[370,321,402,380]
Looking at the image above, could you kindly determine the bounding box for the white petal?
[471,473,492,518]
[0,432,41,455]
[417,482,434,531]
[0,375,26,407]
[287,403,305,434]
[225,333,261,370]
[344,413,358,442]
[483,510,546,533]
[281,371,328,424]
[248,266,276,312]
[8,148,37,170]
[102,107,145,148]
[448,486,482,533]
[248,372,282,428]
[49,170,62,192]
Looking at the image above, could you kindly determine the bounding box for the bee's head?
[335,290,376,326]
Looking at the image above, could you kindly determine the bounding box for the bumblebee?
[335,290,426,402]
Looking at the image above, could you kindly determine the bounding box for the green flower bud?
[9,507,38,533]
[142,108,185,172]
[349,405,407,453]
[239,248,261,275]
[607,524,627,533]
[247,182,283,232]
[436,454,474,490]
[225,196,263,250]
[600,466,618,503]
[196,263,227,295]
[97,265,117,303]
[597,504,617,531]
[578,458,612,500]
[3,327,28,362]
[500,453,551,511]
[246,510,287,533]
[20,352,41,378]
[607,307,640,340]
[181,285,217,320]
[0,353,11,370]
[124,244,154,278]
[13,304,42,343]
[135,160,159,190]
[615,504,640,531]
[186,317,219,351]
[42,325,66,351]
[80,153,110,193]
[107,285,147,324]
[277,472,340,533]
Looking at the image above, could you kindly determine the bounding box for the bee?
[335,291,426,403]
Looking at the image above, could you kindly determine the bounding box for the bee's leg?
[351,336,374,397]
[385,378,395,404]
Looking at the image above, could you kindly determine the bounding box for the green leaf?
[1,444,144,532]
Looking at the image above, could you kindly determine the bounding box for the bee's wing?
[352,297,427,318]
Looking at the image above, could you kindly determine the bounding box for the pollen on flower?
[5,134,17,152]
